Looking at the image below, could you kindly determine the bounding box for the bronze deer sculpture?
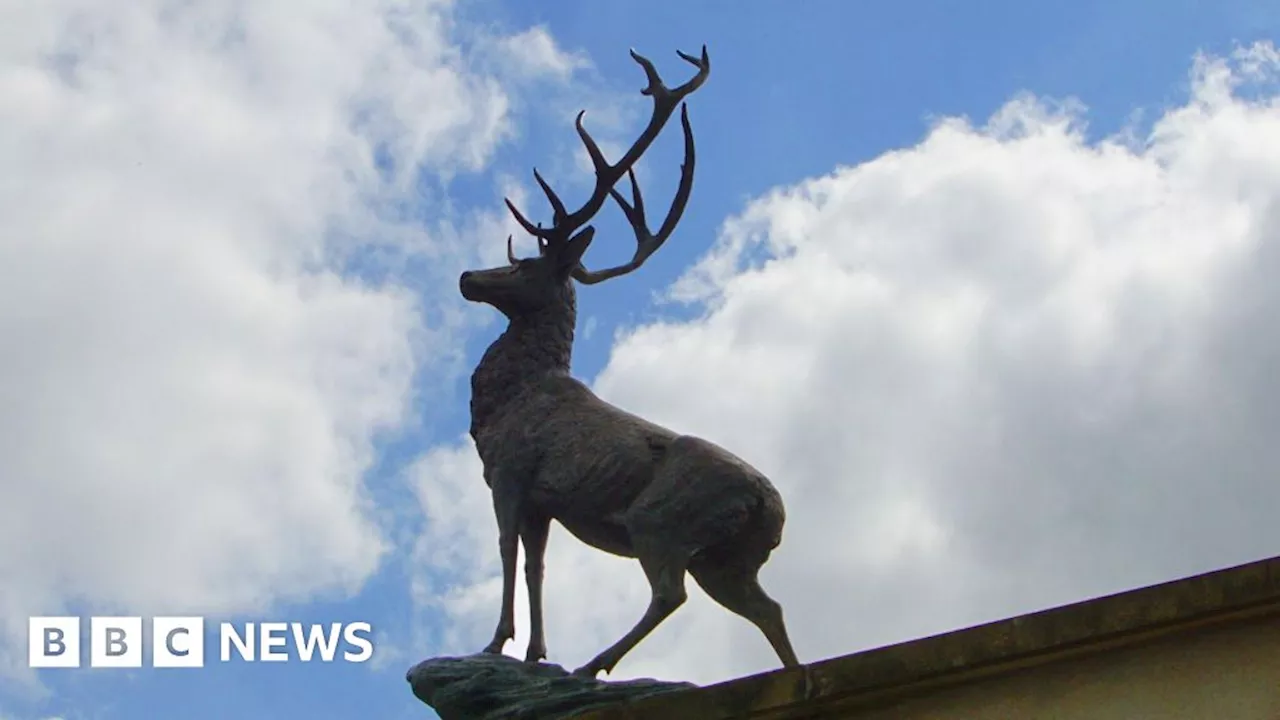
[458,44,799,678]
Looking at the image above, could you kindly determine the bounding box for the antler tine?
[503,169,568,239]
[501,45,710,252]
[532,168,568,225]
[572,103,697,286]
[654,103,698,244]
[504,198,542,238]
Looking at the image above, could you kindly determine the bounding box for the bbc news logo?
[29,617,374,668]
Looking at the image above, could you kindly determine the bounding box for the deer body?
[468,295,786,564]
[458,45,798,677]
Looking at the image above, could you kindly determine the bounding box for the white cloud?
[485,26,590,82]
[0,0,581,693]
[412,42,1280,684]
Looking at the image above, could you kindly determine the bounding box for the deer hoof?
[481,639,506,654]
[524,644,547,663]
[571,663,602,678]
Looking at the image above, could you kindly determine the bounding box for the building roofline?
[578,554,1280,719]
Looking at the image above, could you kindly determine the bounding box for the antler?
[504,45,710,255]
[572,103,695,284]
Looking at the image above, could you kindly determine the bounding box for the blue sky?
[4,1,1280,719]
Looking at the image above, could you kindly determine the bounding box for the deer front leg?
[483,482,522,655]
[521,512,551,663]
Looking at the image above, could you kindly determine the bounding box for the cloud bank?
[0,0,582,690]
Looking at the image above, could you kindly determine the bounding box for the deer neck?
[469,289,576,440]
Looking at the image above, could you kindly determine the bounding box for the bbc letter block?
[153,617,205,668]
[28,617,80,668]
[90,616,142,668]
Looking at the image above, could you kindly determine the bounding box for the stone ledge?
[406,652,695,719]
[574,554,1280,719]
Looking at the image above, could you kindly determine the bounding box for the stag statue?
[458,44,799,679]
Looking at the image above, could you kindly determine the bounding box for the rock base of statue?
[406,653,696,720]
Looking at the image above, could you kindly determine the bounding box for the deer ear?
[558,227,595,270]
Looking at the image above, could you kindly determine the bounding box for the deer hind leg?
[572,537,691,678]
[520,512,551,663]
[690,562,799,668]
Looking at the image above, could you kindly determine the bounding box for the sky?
[3,0,1280,718]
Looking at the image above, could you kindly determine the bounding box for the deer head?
[458,46,710,318]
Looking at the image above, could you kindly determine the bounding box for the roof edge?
[578,554,1280,719]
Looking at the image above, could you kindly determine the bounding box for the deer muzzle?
[459,270,480,301]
